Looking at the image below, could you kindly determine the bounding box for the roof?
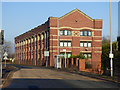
[59,8,93,21]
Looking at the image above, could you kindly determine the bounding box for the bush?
[70,53,85,59]
[70,55,77,58]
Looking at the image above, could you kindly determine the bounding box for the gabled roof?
[59,8,93,21]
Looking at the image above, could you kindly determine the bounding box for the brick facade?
[14,9,102,69]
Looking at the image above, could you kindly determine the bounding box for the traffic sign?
[109,53,114,58]
[3,52,8,57]
[44,51,49,56]
[4,56,8,60]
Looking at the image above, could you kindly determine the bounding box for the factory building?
[15,9,102,68]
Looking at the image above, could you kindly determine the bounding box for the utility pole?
[0,29,4,78]
[109,0,113,77]
[57,18,59,55]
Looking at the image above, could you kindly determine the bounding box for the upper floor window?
[60,41,71,47]
[80,31,92,36]
[60,30,71,36]
[80,41,92,47]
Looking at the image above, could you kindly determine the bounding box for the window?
[88,42,91,47]
[84,31,88,36]
[64,30,67,35]
[64,42,67,47]
[80,31,92,36]
[88,31,92,36]
[60,41,72,47]
[60,42,63,46]
[80,31,83,36]
[60,30,64,35]
[84,54,87,58]
[60,53,71,58]
[68,42,71,47]
[84,42,87,47]
[88,54,91,58]
[80,42,84,47]
[80,41,92,47]
[68,31,71,35]
[83,53,91,58]
[68,54,71,58]
[60,30,71,36]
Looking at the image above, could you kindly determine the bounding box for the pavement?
[1,64,120,89]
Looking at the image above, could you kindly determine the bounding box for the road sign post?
[3,52,8,67]
[44,51,49,67]
[0,29,4,78]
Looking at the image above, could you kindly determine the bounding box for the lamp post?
[109,0,113,77]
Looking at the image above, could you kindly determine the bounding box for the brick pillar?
[71,58,73,66]
[79,59,85,71]
[66,58,69,67]
[76,58,79,67]
[40,34,43,65]
[62,59,65,68]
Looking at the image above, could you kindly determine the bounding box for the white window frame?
[60,42,63,47]
[68,42,71,47]
[88,42,91,47]
[64,42,67,47]
[80,42,84,47]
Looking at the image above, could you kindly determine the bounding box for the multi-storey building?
[15,9,102,68]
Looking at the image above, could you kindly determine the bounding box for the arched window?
[80,31,92,36]
[60,30,71,36]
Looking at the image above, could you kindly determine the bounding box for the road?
[2,65,120,89]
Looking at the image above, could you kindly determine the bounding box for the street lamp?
[109,0,114,77]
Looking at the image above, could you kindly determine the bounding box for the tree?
[102,36,110,45]
[2,40,14,58]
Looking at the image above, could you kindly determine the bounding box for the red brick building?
[15,9,102,69]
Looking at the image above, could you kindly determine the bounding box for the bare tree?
[2,40,14,58]
[102,36,110,45]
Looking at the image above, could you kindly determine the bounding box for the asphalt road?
[2,65,120,89]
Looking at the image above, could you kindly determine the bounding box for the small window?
[84,42,87,47]
[68,42,71,47]
[84,54,87,58]
[68,31,71,35]
[68,53,71,58]
[80,42,84,47]
[64,30,67,35]
[60,42,63,46]
[88,54,91,58]
[88,42,91,47]
[80,31,83,36]
[88,31,92,36]
[64,42,67,47]
[60,30,64,35]
[84,31,88,36]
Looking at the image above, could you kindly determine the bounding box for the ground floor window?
[83,53,91,58]
[60,52,71,58]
